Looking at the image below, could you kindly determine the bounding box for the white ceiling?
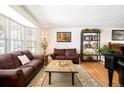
[0,5,37,28]
[22,5,124,28]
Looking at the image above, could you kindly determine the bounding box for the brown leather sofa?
[0,50,44,87]
[50,48,80,64]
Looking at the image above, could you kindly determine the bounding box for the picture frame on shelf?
[57,32,71,42]
[112,30,124,41]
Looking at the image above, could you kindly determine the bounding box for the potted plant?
[99,45,114,54]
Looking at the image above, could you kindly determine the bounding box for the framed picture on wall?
[57,32,71,42]
[112,30,124,41]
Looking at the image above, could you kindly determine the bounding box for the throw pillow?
[17,55,30,65]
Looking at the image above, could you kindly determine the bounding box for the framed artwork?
[112,30,124,41]
[57,32,71,42]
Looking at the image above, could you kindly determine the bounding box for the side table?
[44,54,49,65]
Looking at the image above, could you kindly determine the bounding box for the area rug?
[27,65,102,87]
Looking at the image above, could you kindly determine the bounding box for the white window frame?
[0,13,39,54]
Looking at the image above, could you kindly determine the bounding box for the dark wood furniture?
[80,29,101,62]
[118,61,124,87]
[103,42,124,87]
[104,53,120,86]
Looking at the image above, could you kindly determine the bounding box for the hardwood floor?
[80,61,119,87]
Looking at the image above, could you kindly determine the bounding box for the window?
[25,27,38,54]
[9,21,25,52]
[0,13,39,54]
[0,14,8,54]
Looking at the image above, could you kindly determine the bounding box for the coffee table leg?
[49,72,51,84]
[72,73,74,85]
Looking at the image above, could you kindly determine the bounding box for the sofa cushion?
[18,55,30,65]
[18,66,33,79]
[24,59,41,70]
[66,56,78,59]
[54,48,65,56]
[21,50,33,60]
[11,51,23,68]
[0,54,14,69]
[66,48,77,56]
[55,56,66,60]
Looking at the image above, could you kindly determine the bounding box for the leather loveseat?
[50,48,80,64]
[0,50,44,87]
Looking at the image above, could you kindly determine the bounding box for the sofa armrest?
[50,54,56,59]
[33,55,45,67]
[33,55,44,61]
[74,54,80,57]
[0,69,24,87]
[77,54,81,57]
[0,69,23,79]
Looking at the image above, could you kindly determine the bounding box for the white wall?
[42,27,124,54]
[45,27,81,54]
[101,28,124,47]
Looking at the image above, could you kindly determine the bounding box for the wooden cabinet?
[108,42,124,54]
[80,29,101,62]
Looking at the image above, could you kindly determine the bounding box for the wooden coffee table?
[45,60,78,85]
